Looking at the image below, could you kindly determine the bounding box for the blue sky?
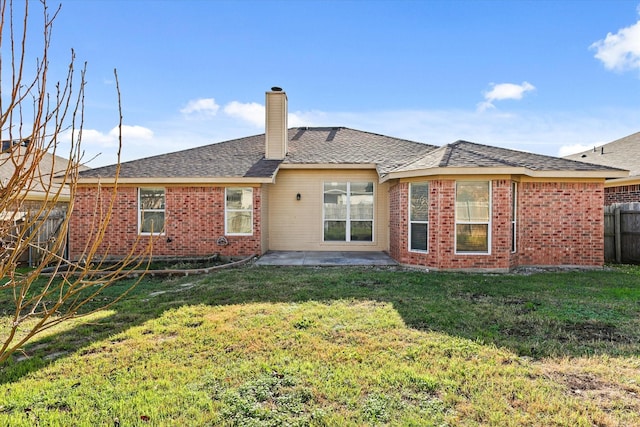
[25,0,640,165]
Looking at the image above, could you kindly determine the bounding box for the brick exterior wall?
[390,179,604,270]
[391,180,514,270]
[69,185,263,261]
[518,181,604,267]
[604,184,640,205]
[388,182,405,263]
[70,179,604,269]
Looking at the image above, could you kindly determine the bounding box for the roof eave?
[21,193,71,202]
[604,175,640,187]
[72,176,277,185]
[279,163,378,170]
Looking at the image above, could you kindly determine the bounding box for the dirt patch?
[556,371,608,393]
[454,292,492,303]
[560,321,634,344]
[501,319,632,344]
[510,266,613,275]
[503,298,541,315]
[541,363,640,418]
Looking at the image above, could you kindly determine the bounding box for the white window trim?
[408,182,429,253]
[454,181,492,255]
[225,187,253,236]
[322,181,375,243]
[138,187,165,236]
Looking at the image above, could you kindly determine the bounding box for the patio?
[254,251,397,266]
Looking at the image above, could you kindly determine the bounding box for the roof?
[76,135,270,181]
[390,140,625,177]
[283,127,436,175]
[75,127,627,185]
[76,127,436,183]
[0,147,89,201]
[563,131,640,177]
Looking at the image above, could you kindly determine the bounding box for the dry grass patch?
[539,356,640,426]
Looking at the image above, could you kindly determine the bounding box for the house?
[563,132,640,206]
[0,140,88,265]
[68,88,627,271]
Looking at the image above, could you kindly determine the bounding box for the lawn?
[1,265,640,426]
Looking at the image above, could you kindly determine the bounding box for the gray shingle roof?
[77,127,625,182]
[393,140,625,173]
[282,127,436,175]
[78,127,436,180]
[78,135,271,179]
[563,131,640,177]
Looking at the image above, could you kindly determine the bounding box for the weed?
[292,317,315,330]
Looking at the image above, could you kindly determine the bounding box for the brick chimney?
[265,87,288,160]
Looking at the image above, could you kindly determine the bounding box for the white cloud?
[221,101,320,128]
[180,98,220,117]
[557,143,592,157]
[288,110,321,127]
[60,125,155,166]
[478,82,535,111]
[108,125,154,141]
[223,101,265,127]
[78,129,118,147]
[71,101,639,169]
[590,10,640,72]
[308,108,638,161]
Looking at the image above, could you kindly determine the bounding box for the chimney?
[265,87,288,160]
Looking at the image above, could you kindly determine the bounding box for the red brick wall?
[69,185,263,261]
[390,179,603,270]
[604,184,640,205]
[391,180,513,270]
[388,181,405,262]
[518,181,604,266]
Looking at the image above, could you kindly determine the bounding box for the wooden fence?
[28,209,67,266]
[605,202,640,264]
[5,205,68,266]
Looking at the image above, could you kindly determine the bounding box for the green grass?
[2,265,640,425]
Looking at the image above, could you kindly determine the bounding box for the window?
[323,181,373,242]
[226,187,253,235]
[455,181,490,253]
[139,188,165,234]
[511,182,517,253]
[409,182,429,252]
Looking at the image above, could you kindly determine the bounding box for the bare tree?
[0,0,151,364]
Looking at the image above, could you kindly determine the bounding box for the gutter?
[380,166,629,183]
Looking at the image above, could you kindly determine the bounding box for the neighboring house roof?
[563,131,640,184]
[75,127,627,185]
[0,147,88,202]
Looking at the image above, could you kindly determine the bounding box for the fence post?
[615,208,621,264]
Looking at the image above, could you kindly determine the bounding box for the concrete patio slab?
[254,251,397,266]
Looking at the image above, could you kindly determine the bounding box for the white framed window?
[139,187,165,235]
[323,181,374,242]
[455,181,491,254]
[511,181,517,253]
[409,182,429,252]
[225,187,253,235]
